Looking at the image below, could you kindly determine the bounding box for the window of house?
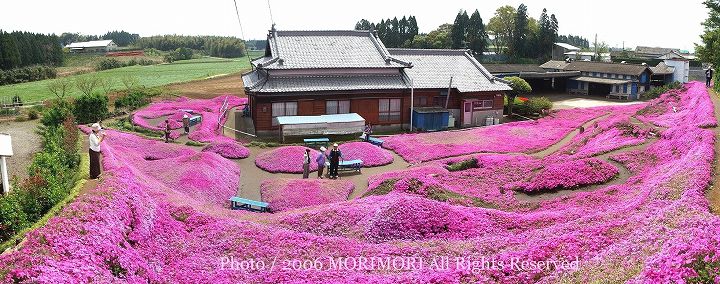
[414,96,428,107]
[271,101,297,125]
[472,100,493,110]
[433,90,450,107]
[326,100,350,114]
[379,98,401,122]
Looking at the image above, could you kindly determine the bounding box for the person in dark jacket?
[707,67,714,88]
[164,119,171,143]
[302,148,311,179]
[183,114,190,134]
[328,143,342,179]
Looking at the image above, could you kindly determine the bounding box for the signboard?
[0,134,12,157]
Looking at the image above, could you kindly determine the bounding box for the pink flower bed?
[260,178,354,212]
[510,158,619,192]
[5,81,720,282]
[338,142,393,167]
[255,146,320,173]
[133,95,248,145]
[382,107,611,163]
[636,82,716,128]
[201,141,250,159]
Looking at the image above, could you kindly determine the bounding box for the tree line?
[354,16,419,48]
[59,30,140,47]
[0,30,63,70]
[557,35,590,49]
[134,35,246,58]
[354,4,589,61]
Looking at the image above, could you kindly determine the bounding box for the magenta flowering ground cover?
[201,141,250,159]
[4,82,720,283]
[338,142,394,166]
[510,158,619,193]
[255,146,321,173]
[260,178,354,212]
[382,107,611,163]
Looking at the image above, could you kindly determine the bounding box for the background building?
[65,40,117,53]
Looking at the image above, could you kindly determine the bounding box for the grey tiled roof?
[650,62,675,75]
[257,30,411,70]
[541,60,650,76]
[242,71,408,93]
[388,49,511,93]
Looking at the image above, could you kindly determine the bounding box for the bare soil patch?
[166,73,246,99]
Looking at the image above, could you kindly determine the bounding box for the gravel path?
[0,119,41,182]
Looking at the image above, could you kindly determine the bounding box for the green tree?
[450,10,469,49]
[511,4,530,59]
[504,76,532,115]
[466,10,488,57]
[487,6,517,54]
[697,0,720,75]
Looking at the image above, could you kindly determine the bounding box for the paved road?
[0,119,41,182]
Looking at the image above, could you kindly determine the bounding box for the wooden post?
[1,156,9,195]
[444,77,453,109]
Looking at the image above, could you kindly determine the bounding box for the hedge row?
[0,65,56,86]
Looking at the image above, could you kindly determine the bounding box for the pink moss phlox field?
[255,146,321,173]
[260,178,354,212]
[382,107,611,163]
[510,158,619,193]
[5,82,720,282]
[133,95,247,143]
[338,142,393,167]
[201,141,250,159]
[636,81,716,128]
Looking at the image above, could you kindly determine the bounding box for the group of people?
[164,114,192,143]
[303,143,342,179]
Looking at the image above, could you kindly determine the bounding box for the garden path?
[706,88,720,214]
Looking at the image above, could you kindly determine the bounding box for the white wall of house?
[664,59,690,83]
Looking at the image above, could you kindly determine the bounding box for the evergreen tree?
[511,4,529,58]
[450,10,470,49]
[466,10,488,56]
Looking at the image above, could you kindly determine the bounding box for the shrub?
[447,158,478,172]
[0,65,57,86]
[27,109,40,120]
[41,99,74,127]
[95,58,124,71]
[641,81,684,100]
[0,192,29,241]
[525,97,553,113]
[73,93,109,124]
[113,87,161,112]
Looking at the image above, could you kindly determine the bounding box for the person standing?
[88,123,106,179]
[164,119,171,143]
[316,146,327,179]
[302,148,311,179]
[328,143,342,179]
[182,114,190,134]
[707,66,714,88]
[363,124,372,142]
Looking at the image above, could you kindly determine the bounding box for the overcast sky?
[0,0,708,51]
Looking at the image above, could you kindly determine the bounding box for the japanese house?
[540,60,652,100]
[241,27,510,136]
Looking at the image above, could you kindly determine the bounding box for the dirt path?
[233,147,410,201]
[706,88,720,214]
[0,120,41,182]
[529,113,611,158]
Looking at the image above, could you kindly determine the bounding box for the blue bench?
[338,159,363,173]
[303,137,329,149]
[229,196,269,212]
[362,137,383,147]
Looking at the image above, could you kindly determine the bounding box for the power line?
[267,0,275,26]
[232,0,253,68]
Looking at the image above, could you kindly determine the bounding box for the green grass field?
[1,52,262,102]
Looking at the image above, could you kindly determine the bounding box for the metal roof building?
[65,40,117,53]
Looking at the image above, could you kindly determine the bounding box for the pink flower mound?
[382,107,610,163]
[512,158,618,192]
[133,95,247,143]
[338,142,393,167]
[255,146,320,173]
[636,81,716,128]
[260,178,354,212]
[366,165,449,192]
[201,141,250,159]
